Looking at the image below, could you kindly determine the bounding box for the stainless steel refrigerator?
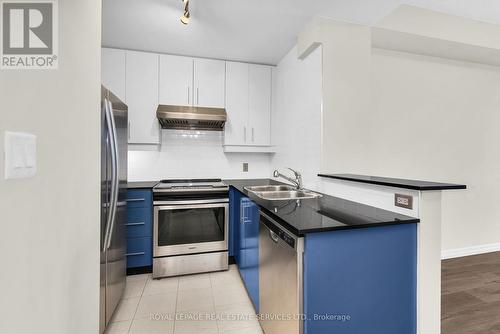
[100,86,127,334]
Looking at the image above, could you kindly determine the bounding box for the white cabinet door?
[248,64,272,146]
[102,48,126,103]
[193,58,225,108]
[126,51,160,144]
[224,62,249,145]
[159,55,193,106]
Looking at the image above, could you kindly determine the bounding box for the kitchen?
[2,1,500,334]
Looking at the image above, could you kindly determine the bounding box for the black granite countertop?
[224,179,420,237]
[318,173,466,191]
[127,181,159,189]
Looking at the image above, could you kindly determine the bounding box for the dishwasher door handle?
[269,230,280,243]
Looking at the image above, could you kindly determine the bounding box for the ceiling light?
[180,0,190,25]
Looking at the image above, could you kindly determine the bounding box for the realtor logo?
[1,1,58,69]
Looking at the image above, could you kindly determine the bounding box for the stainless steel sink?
[257,190,322,200]
[244,185,296,192]
[244,185,322,201]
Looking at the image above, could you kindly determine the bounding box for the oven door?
[154,202,229,257]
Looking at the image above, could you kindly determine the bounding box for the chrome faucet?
[273,168,303,189]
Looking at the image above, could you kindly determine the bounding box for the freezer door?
[105,91,127,326]
[100,87,111,334]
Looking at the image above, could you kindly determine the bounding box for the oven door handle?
[154,199,229,205]
[154,203,229,211]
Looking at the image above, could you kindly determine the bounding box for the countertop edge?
[258,203,420,237]
[318,174,467,191]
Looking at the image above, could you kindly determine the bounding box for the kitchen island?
[225,179,420,334]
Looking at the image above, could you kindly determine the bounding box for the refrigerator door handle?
[106,98,120,250]
[102,98,113,252]
[103,98,118,251]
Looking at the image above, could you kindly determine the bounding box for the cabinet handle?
[244,127,247,142]
[240,202,246,224]
[196,88,199,105]
[241,203,252,223]
[187,87,190,105]
[128,121,130,140]
[252,128,254,142]
[125,222,145,226]
[127,198,145,202]
[126,252,146,257]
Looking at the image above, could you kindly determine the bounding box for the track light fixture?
[180,0,190,25]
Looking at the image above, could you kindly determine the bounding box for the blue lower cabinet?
[126,189,153,269]
[230,187,260,312]
[127,189,152,209]
[229,188,241,258]
[303,224,417,334]
[126,237,153,268]
[127,207,152,239]
[242,198,260,312]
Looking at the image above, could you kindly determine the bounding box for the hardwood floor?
[442,252,500,333]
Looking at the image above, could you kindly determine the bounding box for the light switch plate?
[4,131,37,179]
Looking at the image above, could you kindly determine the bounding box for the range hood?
[156,105,227,131]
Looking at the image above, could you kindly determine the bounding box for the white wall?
[0,1,101,334]
[298,18,373,174]
[271,46,322,190]
[369,48,500,252]
[129,130,271,181]
[294,12,500,254]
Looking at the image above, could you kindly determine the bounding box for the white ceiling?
[102,0,500,65]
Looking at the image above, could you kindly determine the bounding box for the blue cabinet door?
[126,189,153,269]
[239,197,252,272]
[126,189,152,209]
[244,199,260,312]
[127,207,152,238]
[126,236,153,268]
[229,188,241,258]
[230,188,260,312]
[304,224,417,334]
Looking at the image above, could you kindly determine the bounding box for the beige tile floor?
[106,265,263,334]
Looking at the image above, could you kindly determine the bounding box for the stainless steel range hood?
[156,105,227,131]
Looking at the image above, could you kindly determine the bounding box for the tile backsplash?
[128,130,272,181]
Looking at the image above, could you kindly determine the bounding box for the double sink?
[244,185,322,201]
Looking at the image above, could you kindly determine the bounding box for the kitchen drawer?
[127,189,152,209]
[126,237,152,268]
[127,207,152,238]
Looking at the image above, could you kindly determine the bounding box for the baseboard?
[441,243,500,260]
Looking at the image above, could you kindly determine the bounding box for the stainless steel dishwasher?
[259,211,304,334]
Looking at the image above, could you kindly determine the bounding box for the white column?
[417,191,442,334]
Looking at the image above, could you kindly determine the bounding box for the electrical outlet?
[243,163,249,172]
[395,194,413,209]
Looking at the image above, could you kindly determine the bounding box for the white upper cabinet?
[126,51,160,144]
[225,62,249,146]
[159,55,193,106]
[193,58,226,108]
[159,56,225,108]
[248,64,272,146]
[102,47,272,148]
[102,48,126,103]
[224,62,272,147]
